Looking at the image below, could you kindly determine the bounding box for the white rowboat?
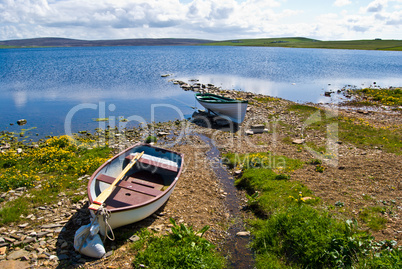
[87,143,183,235]
[195,93,248,124]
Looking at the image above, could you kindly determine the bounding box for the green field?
[204,37,402,51]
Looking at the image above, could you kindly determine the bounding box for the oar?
[88,151,144,211]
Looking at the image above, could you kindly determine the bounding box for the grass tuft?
[131,218,226,269]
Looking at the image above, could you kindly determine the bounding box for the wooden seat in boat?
[125,154,178,172]
[96,172,164,196]
[96,172,166,210]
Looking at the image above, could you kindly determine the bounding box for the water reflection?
[177,74,402,103]
[8,85,189,108]
[12,91,28,108]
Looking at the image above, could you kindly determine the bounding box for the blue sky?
[0,0,401,41]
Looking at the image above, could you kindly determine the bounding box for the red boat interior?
[94,154,177,210]
[96,171,165,210]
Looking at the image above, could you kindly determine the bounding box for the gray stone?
[236,231,251,237]
[6,249,29,260]
[129,235,140,242]
[41,224,63,229]
[0,260,30,268]
[48,255,58,261]
[37,232,49,238]
[292,139,305,144]
[10,234,23,241]
[60,241,69,249]
[104,250,113,258]
[251,124,265,133]
[3,238,15,243]
[22,237,35,244]
[245,130,254,136]
[157,131,170,136]
[234,170,242,176]
[15,187,26,192]
[17,223,29,229]
[58,254,69,260]
[17,119,27,126]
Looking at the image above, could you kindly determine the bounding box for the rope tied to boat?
[97,204,115,242]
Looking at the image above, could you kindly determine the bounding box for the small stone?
[0,260,30,268]
[57,254,69,260]
[60,241,69,249]
[22,238,35,244]
[245,130,254,135]
[3,238,15,243]
[357,109,369,114]
[37,232,49,238]
[10,234,23,241]
[250,124,265,134]
[152,225,164,232]
[18,223,29,229]
[0,247,6,255]
[17,119,27,126]
[29,231,37,237]
[292,139,305,144]
[234,170,242,175]
[15,187,26,192]
[48,255,58,261]
[236,231,251,237]
[157,131,170,136]
[6,249,29,260]
[104,251,113,258]
[129,235,140,242]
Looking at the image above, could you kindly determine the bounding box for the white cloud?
[366,0,388,12]
[0,0,401,41]
[333,0,352,7]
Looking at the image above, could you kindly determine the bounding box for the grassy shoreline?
[203,37,402,51]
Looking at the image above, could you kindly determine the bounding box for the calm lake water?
[0,46,401,137]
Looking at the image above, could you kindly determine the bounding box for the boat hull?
[195,93,248,124]
[87,143,183,235]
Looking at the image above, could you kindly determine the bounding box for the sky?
[0,0,401,41]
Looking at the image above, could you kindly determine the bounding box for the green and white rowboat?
[195,93,248,124]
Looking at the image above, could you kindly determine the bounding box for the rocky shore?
[1,81,401,268]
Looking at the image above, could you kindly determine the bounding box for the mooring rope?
[99,205,115,242]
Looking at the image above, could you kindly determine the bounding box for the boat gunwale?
[87,142,184,213]
[195,93,248,104]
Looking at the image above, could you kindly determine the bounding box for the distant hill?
[203,37,402,51]
[0,37,213,47]
[1,37,401,51]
